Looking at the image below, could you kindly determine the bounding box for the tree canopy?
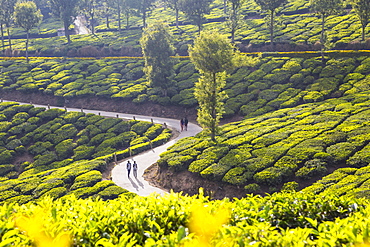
[352,0,370,41]
[178,0,213,33]
[310,0,344,45]
[254,0,287,46]
[50,0,81,43]
[189,31,256,141]
[14,1,42,61]
[140,22,175,97]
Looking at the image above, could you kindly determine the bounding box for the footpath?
[4,100,202,196]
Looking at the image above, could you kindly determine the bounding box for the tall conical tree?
[189,31,257,142]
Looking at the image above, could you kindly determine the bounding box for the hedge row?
[0,102,171,203]
[0,159,133,204]
[158,91,370,193]
[2,55,370,117]
[7,0,370,57]
[0,190,369,246]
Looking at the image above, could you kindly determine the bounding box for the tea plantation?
[3,0,370,244]
[5,0,370,56]
[2,54,370,116]
[0,190,369,246]
[0,101,171,204]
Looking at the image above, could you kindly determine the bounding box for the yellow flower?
[186,204,230,247]
[15,209,71,247]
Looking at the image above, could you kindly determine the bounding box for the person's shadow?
[135,176,144,189]
[128,177,139,191]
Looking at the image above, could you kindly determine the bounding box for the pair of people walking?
[180,117,188,131]
[126,160,138,178]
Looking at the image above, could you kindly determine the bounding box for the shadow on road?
[128,177,139,191]
[135,177,144,189]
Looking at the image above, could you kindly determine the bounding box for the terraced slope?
[6,0,370,56]
[0,102,171,204]
[158,91,370,193]
[2,55,370,118]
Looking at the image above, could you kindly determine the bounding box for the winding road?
[3,100,202,196]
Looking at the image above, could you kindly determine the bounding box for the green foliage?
[0,191,367,246]
[70,170,102,191]
[140,23,175,96]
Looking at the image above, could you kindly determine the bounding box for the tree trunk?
[231,3,237,43]
[361,23,365,41]
[210,72,217,142]
[126,15,130,29]
[26,32,29,63]
[64,21,71,44]
[224,0,227,14]
[6,26,12,54]
[91,12,95,34]
[320,13,325,63]
[1,24,4,52]
[320,13,325,46]
[118,6,121,31]
[106,6,110,29]
[231,28,235,44]
[106,14,110,29]
[270,9,274,49]
[175,8,179,29]
[197,15,202,34]
[142,9,146,28]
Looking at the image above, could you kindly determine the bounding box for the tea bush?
[0,102,171,203]
[158,92,370,192]
[0,190,369,246]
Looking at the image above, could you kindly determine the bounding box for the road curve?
[3,100,202,196]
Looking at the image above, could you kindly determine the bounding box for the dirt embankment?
[143,163,248,200]
[0,91,198,122]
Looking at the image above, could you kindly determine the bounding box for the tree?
[140,23,175,97]
[254,0,287,48]
[226,0,246,43]
[0,0,17,53]
[0,0,5,52]
[163,0,180,28]
[111,0,123,31]
[135,0,155,28]
[178,0,213,33]
[189,31,257,141]
[310,0,343,47]
[14,1,43,62]
[111,0,137,31]
[81,0,96,34]
[122,0,139,29]
[50,0,81,43]
[352,0,370,41]
[100,0,114,29]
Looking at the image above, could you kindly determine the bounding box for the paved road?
[3,100,202,196]
[74,16,90,35]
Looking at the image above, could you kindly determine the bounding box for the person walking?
[180,118,184,131]
[133,161,138,178]
[126,160,131,178]
[184,117,188,131]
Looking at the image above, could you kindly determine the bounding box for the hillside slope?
[156,90,370,196]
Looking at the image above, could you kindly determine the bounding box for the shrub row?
[158,92,370,193]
